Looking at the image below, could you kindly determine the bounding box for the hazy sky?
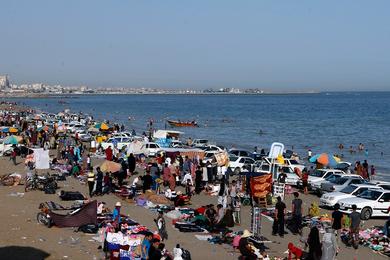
[1,1,390,90]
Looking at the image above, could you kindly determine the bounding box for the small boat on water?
[167,120,198,127]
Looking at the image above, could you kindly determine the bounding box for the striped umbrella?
[309,153,341,167]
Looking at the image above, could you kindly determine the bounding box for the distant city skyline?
[1,1,390,91]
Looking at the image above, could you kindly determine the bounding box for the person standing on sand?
[142,171,153,193]
[349,204,361,248]
[11,148,17,165]
[95,167,103,195]
[155,210,168,241]
[105,146,113,161]
[307,149,312,160]
[87,167,95,197]
[141,232,153,260]
[127,153,136,175]
[331,203,343,244]
[371,165,376,180]
[195,165,203,194]
[306,226,322,260]
[273,196,286,237]
[363,160,369,179]
[321,226,338,260]
[301,169,309,195]
[112,202,122,229]
[292,192,303,235]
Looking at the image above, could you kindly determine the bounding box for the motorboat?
[167,120,198,127]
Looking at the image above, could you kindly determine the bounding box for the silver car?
[321,175,367,193]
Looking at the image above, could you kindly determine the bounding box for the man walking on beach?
[291,192,303,235]
[349,204,361,249]
[273,196,286,237]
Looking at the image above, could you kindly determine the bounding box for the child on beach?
[232,198,241,225]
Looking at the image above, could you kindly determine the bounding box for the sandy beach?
[0,153,387,260]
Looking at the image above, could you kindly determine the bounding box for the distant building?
[0,75,10,89]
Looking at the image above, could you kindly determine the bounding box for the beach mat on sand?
[50,200,97,228]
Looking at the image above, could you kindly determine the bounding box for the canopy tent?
[32,148,50,169]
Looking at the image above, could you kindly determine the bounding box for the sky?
[1,1,390,91]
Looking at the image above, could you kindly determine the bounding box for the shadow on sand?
[0,246,50,260]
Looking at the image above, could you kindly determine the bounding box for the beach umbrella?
[9,127,18,133]
[3,135,21,145]
[94,122,109,131]
[309,153,340,167]
[100,160,121,173]
[100,123,109,130]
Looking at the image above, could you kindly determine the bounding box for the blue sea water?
[11,92,390,180]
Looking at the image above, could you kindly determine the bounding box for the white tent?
[32,148,50,169]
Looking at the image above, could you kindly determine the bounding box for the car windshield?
[333,177,349,185]
[310,170,326,177]
[340,185,358,194]
[358,190,382,200]
[289,160,299,165]
[325,174,339,182]
[229,156,238,162]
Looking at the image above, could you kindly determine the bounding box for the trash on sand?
[70,236,80,245]
[8,192,24,197]
[21,236,27,240]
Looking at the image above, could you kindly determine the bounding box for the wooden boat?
[167,120,198,127]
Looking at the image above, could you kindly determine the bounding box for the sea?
[10,92,390,181]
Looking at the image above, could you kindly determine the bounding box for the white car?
[140,142,161,157]
[203,145,226,154]
[72,130,92,142]
[229,156,255,174]
[277,166,301,186]
[192,139,209,148]
[312,173,364,194]
[170,139,183,148]
[304,169,346,189]
[320,184,383,208]
[66,122,85,133]
[339,189,390,220]
[283,159,305,172]
[112,132,133,138]
[321,175,366,193]
[101,137,132,150]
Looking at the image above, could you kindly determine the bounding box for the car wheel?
[360,207,372,220]
[234,167,241,175]
[37,212,50,226]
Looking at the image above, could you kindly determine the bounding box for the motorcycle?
[25,173,57,192]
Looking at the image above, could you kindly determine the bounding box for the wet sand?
[0,155,387,260]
